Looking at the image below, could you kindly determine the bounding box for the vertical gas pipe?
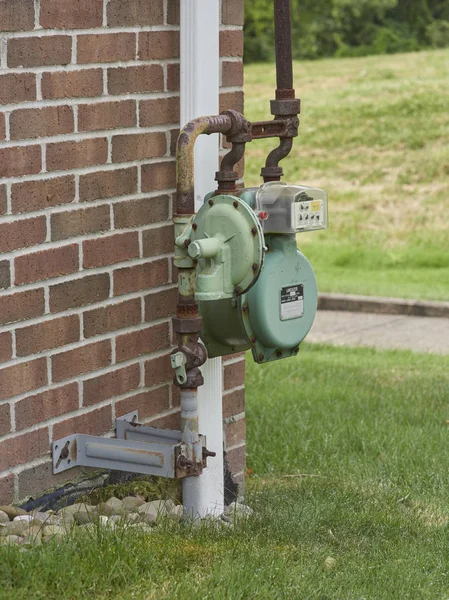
[172,114,245,517]
[261,0,300,182]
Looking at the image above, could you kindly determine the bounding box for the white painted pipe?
[180,0,224,518]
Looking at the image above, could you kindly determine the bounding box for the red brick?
[222,0,244,25]
[0,113,5,140]
[42,69,103,99]
[222,60,244,87]
[16,315,80,357]
[112,132,166,163]
[15,244,79,285]
[52,340,112,382]
[18,461,84,500]
[0,216,46,253]
[116,323,169,363]
[141,162,176,192]
[47,138,108,172]
[225,444,246,474]
[79,167,137,202]
[223,388,245,419]
[144,287,176,322]
[0,332,12,362]
[169,128,179,156]
[0,428,49,472]
[10,106,74,141]
[115,386,169,421]
[0,288,45,326]
[78,33,135,64]
[114,259,169,296]
[220,90,244,114]
[0,145,41,178]
[83,298,141,338]
[0,404,11,436]
[225,418,246,448]
[138,31,180,60]
[0,474,14,505]
[78,100,136,132]
[40,0,102,29]
[83,364,140,406]
[51,205,110,241]
[139,97,179,127]
[144,354,172,387]
[220,30,244,57]
[148,410,180,430]
[0,73,35,104]
[108,65,164,95]
[0,185,6,215]
[0,358,47,401]
[52,405,112,440]
[167,0,179,25]
[107,0,164,26]
[114,195,169,229]
[83,232,139,269]
[224,360,245,390]
[8,36,72,68]
[15,383,79,431]
[167,63,180,91]
[142,225,173,258]
[0,0,34,31]
[0,261,10,289]
[50,273,110,312]
[12,176,75,214]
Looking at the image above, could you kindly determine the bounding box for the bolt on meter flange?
[189,194,265,302]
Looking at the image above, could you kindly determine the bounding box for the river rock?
[2,535,21,545]
[223,502,254,518]
[100,497,123,516]
[5,520,30,536]
[42,525,67,542]
[0,510,9,524]
[0,506,27,520]
[122,496,145,512]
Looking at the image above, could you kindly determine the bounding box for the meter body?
[190,183,327,364]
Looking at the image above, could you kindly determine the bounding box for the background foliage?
[244,0,449,62]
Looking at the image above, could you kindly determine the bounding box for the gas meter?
[188,182,328,364]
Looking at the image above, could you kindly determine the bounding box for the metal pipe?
[274,0,294,97]
[176,115,234,215]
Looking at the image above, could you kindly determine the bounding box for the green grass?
[2,344,449,599]
[244,49,449,300]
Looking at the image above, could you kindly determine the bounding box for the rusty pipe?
[176,115,233,215]
[274,0,294,97]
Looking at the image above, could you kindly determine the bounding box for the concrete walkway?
[308,310,449,354]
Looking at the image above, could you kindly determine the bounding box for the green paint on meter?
[280,284,304,321]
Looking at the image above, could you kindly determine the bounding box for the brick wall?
[0,0,246,504]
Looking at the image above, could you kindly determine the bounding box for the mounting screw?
[60,441,70,460]
[233,200,239,208]
[250,337,256,344]
[183,238,191,248]
[234,286,242,295]
[242,305,248,313]
[276,350,283,358]
[252,263,258,271]
[258,353,265,362]
[208,199,214,206]
[293,347,299,353]
[251,227,257,236]
[192,223,198,231]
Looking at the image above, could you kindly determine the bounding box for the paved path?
[308,310,449,354]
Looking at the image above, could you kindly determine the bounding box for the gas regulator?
[181,181,328,364]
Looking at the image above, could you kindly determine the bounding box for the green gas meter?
[187,182,328,364]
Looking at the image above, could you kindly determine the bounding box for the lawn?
[244,49,449,301]
[2,344,449,599]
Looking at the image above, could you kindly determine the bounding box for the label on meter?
[280,284,304,321]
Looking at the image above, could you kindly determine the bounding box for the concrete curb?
[318,293,449,319]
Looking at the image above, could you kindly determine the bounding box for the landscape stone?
[5,520,30,535]
[101,497,123,516]
[122,496,145,511]
[0,510,9,524]
[0,506,27,520]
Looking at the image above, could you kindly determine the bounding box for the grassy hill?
[244,49,449,300]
